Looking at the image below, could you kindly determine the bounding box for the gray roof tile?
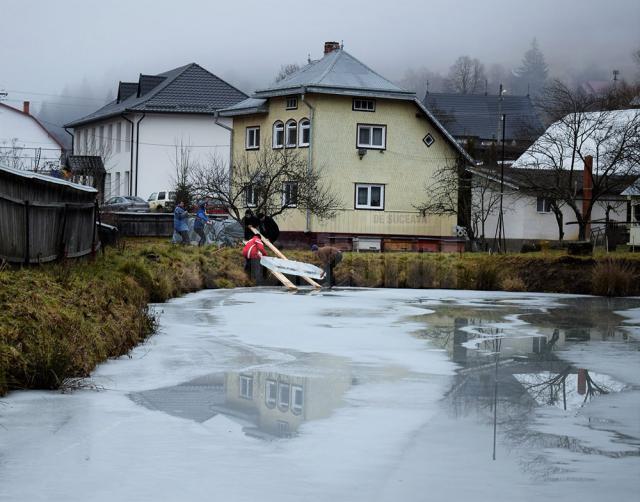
[423,93,544,141]
[66,63,248,127]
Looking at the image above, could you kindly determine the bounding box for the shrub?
[591,259,636,296]
[502,275,526,292]
[475,260,501,290]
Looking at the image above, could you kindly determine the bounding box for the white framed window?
[357,124,386,149]
[282,182,298,207]
[240,374,253,399]
[355,183,384,210]
[285,120,297,148]
[245,185,257,207]
[286,97,298,110]
[124,171,130,196]
[115,172,121,196]
[291,385,303,415]
[299,118,310,147]
[90,127,96,150]
[75,130,83,154]
[125,122,132,152]
[245,126,260,150]
[82,129,88,153]
[105,173,111,198]
[278,382,290,409]
[116,122,122,153]
[353,98,375,112]
[536,197,551,213]
[276,420,290,438]
[272,121,284,149]
[265,379,277,408]
[107,124,113,150]
[99,125,104,149]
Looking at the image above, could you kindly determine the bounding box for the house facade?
[221,42,474,251]
[65,63,247,201]
[0,101,64,171]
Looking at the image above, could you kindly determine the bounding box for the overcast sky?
[1,0,639,116]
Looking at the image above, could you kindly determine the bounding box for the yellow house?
[220,42,474,251]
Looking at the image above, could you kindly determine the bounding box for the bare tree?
[396,66,445,97]
[416,158,504,248]
[444,56,487,94]
[274,63,301,83]
[190,148,341,222]
[0,138,27,170]
[170,140,196,208]
[517,80,640,240]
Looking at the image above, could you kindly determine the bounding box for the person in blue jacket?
[194,202,211,247]
[173,201,190,245]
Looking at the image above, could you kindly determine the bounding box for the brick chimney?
[582,155,593,239]
[324,41,340,55]
[23,101,30,115]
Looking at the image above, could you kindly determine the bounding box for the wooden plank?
[268,268,298,290]
[248,226,322,288]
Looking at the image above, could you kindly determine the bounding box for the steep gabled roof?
[0,102,65,149]
[253,48,415,100]
[423,93,544,141]
[65,63,248,128]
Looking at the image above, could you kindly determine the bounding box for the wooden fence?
[0,165,99,263]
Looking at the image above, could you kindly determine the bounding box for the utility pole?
[493,113,507,253]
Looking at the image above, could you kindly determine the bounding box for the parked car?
[102,196,150,212]
[148,190,176,211]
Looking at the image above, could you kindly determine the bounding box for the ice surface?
[0,288,638,502]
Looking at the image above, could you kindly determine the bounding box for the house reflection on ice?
[411,296,637,367]
[130,354,352,439]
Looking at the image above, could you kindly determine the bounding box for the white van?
[147,190,176,211]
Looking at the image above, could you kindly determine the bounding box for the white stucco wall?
[0,104,62,170]
[479,188,628,242]
[73,113,232,200]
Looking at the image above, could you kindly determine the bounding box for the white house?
[469,108,640,248]
[65,63,248,200]
[0,101,64,171]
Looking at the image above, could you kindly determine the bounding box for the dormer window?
[353,98,376,112]
[273,121,284,149]
[286,97,298,110]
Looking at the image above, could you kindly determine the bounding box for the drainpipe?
[301,90,315,233]
[215,111,234,198]
[134,113,146,196]
[121,113,135,196]
[63,126,74,168]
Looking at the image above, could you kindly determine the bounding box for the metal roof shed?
[0,165,99,263]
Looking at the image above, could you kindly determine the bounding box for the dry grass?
[591,259,638,297]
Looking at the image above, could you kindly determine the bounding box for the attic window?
[423,134,435,147]
[286,97,298,110]
[353,98,375,112]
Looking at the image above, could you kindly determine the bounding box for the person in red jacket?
[243,235,267,280]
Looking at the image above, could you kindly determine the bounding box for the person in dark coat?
[173,201,190,245]
[312,244,343,287]
[241,209,260,240]
[257,212,280,243]
[193,202,211,247]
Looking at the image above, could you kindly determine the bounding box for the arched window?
[272,121,284,149]
[299,118,310,147]
[285,120,297,148]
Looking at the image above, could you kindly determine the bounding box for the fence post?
[58,203,69,260]
[91,200,98,257]
[24,200,30,265]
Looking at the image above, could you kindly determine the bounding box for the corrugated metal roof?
[0,163,97,192]
[65,63,248,127]
[254,49,414,99]
[423,93,544,141]
[218,97,268,117]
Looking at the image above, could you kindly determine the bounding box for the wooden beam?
[243,237,298,290]
[249,226,322,288]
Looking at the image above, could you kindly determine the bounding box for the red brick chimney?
[582,155,593,239]
[324,41,341,55]
[23,101,30,115]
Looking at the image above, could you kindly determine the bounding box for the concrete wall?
[74,113,232,200]
[231,94,461,238]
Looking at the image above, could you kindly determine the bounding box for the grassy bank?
[2,240,639,396]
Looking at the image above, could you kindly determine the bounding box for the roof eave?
[253,85,415,100]
[219,106,269,117]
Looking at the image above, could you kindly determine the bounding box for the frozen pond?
[1,288,639,501]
